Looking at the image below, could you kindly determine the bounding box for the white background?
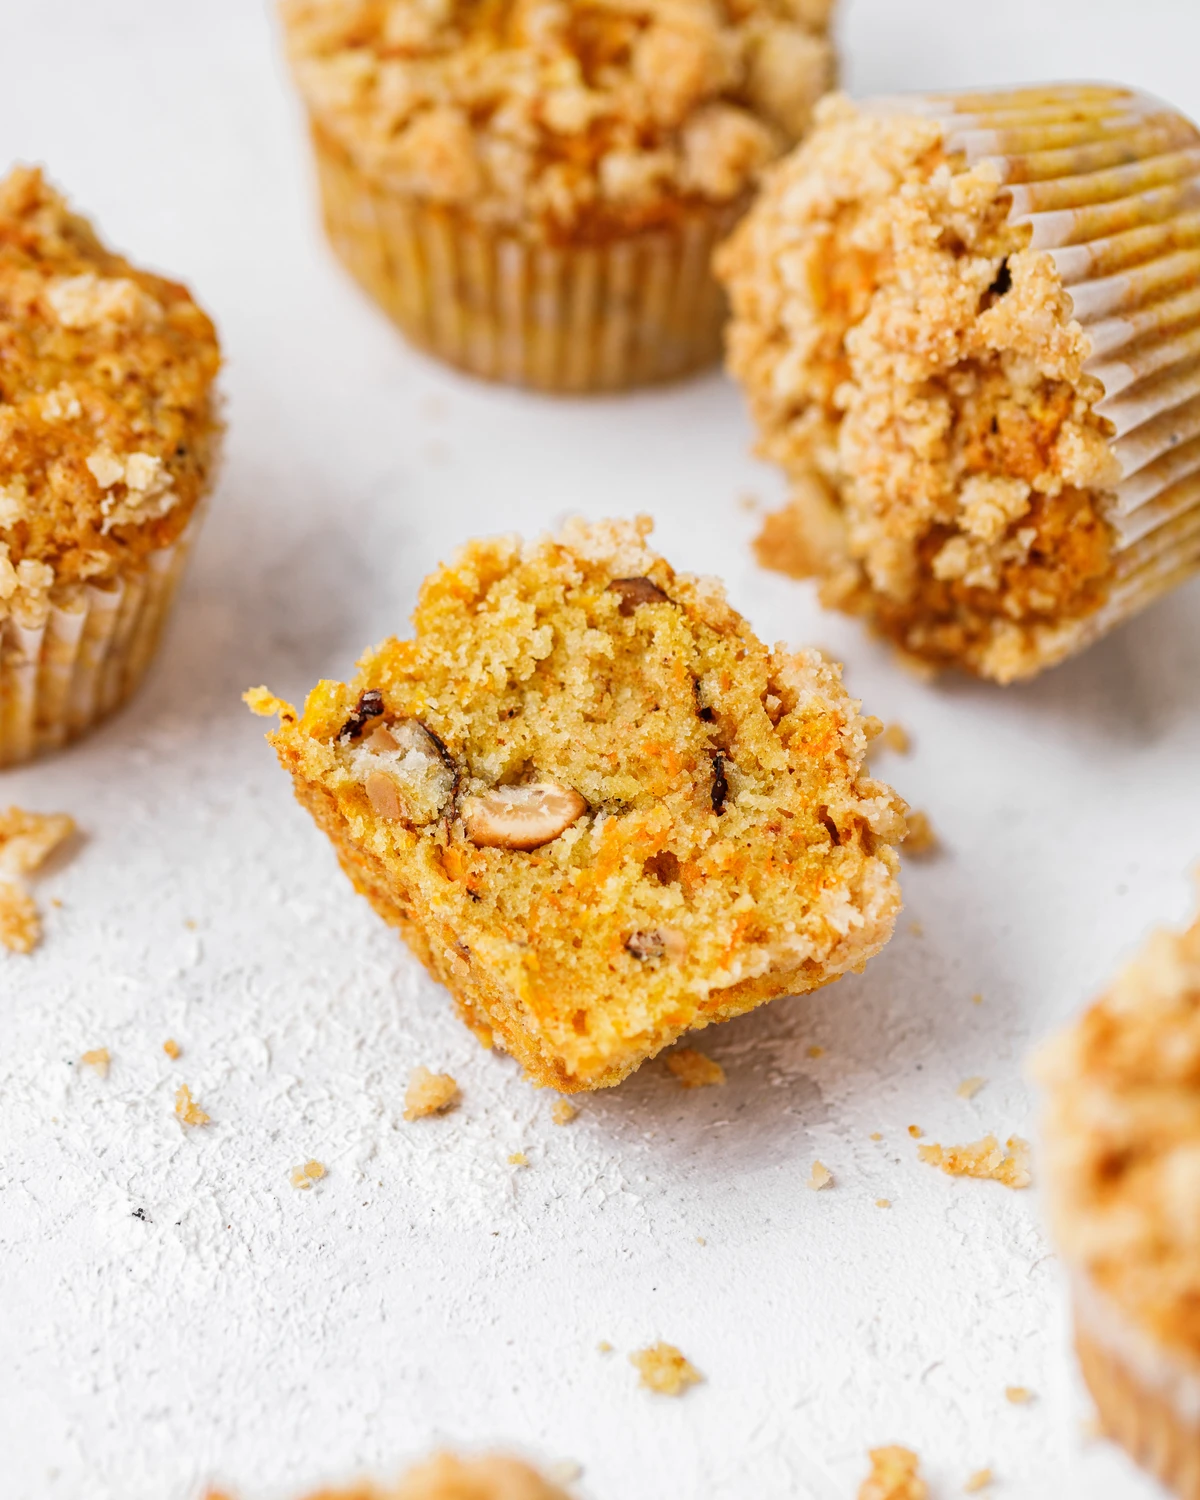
[2,2,1199,1497]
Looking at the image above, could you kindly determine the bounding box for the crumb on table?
[881,723,911,755]
[0,880,40,953]
[665,1047,726,1088]
[807,1160,833,1190]
[876,1198,891,1209]
[508,1151,529,1167]
[919,1134,1031,1189]
[163,1038,182,1059]
[596,1341,613,1354]
[1005,1385,1034,1405]
[957,1076,986,1100]
[858,1445,928,1500]
[551,1099,577,1125]
[175,1084,212,1127]
[903,811,939,856]
[403,1065,459,1121]
[807,1044,825,1058]
[630,1341,704,1396]
[80,1048,110,1078]
[290,1159,326,1190]
[908,1124,923,1138]
[964,1468,994,1493]
[0,807,75,876]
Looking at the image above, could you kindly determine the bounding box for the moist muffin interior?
[719,95,1123,683]
[258,517,904,1089]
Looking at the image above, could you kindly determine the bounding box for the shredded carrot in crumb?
[175,1084,211,1127]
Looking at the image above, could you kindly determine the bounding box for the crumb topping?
[919,1133,1031,1189]
[403,1065,459,1120]
[630,1340,703,1395]
[720,94,1121,682]
[665,1045,725,1087]
[281,0,835,236]
[1038,897,1200,1362]
[858,1446,927,1500]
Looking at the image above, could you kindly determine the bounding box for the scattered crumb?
[908,1125,923,1138]
[80,1048,110,1079]
[957,1076,986,1100]
[863,715,884,741]
[184,918,198,931]
[876,1198,891,1209]
[737,492,761,513]
[630,1342,704,1396]
[545,1459,583,1486]
[869,1132,883,1142]
[665,1046,726,1088]
[50,897,63,909]
[290,1159,326,1190]
[696,1236,707,1245]
[508,1151,529,1167]
[972,992,983,1005]
[243,685,290,719]
[596,1341,613,1354]
[807,1160,833,1190]
[858,1446,927,1500]
[0,881,40,954]
[0,806,75,876]
[403,1065,459,1121]
[163,1038,182,1059]
[880,723,911,755]
[174,1084,211,1127]
[909,920,924,937]
[551,1099,577,1125]
[1005,1386,1034,1405]
[806,1044,825,1059]
[964,1469,993,1493]
[1080,1416,1104,1440]
[903,811,939,856]
[919,1134,1031,1189]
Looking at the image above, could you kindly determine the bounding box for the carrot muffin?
[0,167,221,765]
[1038,892,1200,1496]
[719,86,1200,682]
[250,516,904,1091]
[210,1451,571,1499]
[279,0,836,392]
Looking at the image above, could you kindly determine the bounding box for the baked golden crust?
[718,94,1123,682]
[280,0,835,237]
[1038,896,1200,1365]
[208,1452,570,1500]
[0,167,221,617]
[254,517,904,1090]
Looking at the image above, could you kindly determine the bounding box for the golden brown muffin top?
[0,167,221,621]
[1038,897,1200,1363]
[280,0,835,235]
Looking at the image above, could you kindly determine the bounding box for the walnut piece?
[461,779,586,851]
[607,576,671,615]
[353,718,456,826]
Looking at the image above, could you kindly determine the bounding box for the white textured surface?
[2,3,1199,1498]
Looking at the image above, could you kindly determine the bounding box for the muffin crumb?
[551,1099,577,1125]
[0,881,40,954]
[175,1084,211,1127]
[908,1125,923,1139]
[807,1160,833,1190]
[880,724,911,755]
[404,1066,459,1121]
[876,1198,891,1209]
[859,1446,927,1500]
[508,1152,529,1168]
[1005,1386,1034,1405]
[964,1469,993,1493]
[163,1038,182,1060]
[80,1048,110,1079]
[919,1134,1031,1189]
[597,1341,614,1354]
[630,1342,704,1396]
[904,812,939,857]
[957,1076,986,1100]
[290,1159,326,1190]
[665,1047,726,1088]
[0,807,75,875]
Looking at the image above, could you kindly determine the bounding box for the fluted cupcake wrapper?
[864,84,1200,650]
[0,512,201,769]
[311,125,737,394]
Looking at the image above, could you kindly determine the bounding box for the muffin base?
[312,126,738,394]
[0,515,200,768]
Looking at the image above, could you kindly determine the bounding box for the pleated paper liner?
[311,124,738,394]
[0,512,201,769]
[865,84,1200,663]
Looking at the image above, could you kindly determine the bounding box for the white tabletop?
[3,3,1198,1497]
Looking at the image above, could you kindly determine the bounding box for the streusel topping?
[0,167,221,620]
[280,0,835,234]
[1038,900,1200,1361]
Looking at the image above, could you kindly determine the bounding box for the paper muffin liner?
[864,83,1200,660]
[1075,1287,1200,1498]
[0,512,201,769]
[310,125,738,394]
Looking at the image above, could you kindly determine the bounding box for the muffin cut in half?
[0,166,222,764]
[719,86,1200,682]
[1037,891,1200,1498]
[250,518,904,1091]
[279,0,836,392]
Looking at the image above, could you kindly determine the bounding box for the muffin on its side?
[1038,893,1200,1497]
[250,517,904,1091]
[0,167,222,766]
[719,86,1200,682]
[279,0,836,392]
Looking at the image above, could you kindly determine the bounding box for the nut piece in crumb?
[80,1048,110,1079]
[508,1151,529,1167]
[163,1038,182,1060]
[551,1099,577,1125]
[665,1047,726,1088]
[0,807,75,876]
[964,1469,994,1494]
[174,1084,211,1127]
[858,1446,928,1500]
[0,881,40,954]
[607,576,671,615]
[462,779,587,852]
[919,1134,1031,1189]
[807,1160,833,1190]
[1005,1385,1034,1405]
[903,811,939,856]
[630,1342,704,1397]
[403,1065,459,1121]
[290,1159,326,1190]
[957,1076,986,1100]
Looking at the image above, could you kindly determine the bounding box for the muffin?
[208,1452,571,1500]
[0,167,221,766]
[1038,892,1200,1496]
[718,85,1200,682]
[249,516,904,1091]
[279,0,836,392]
